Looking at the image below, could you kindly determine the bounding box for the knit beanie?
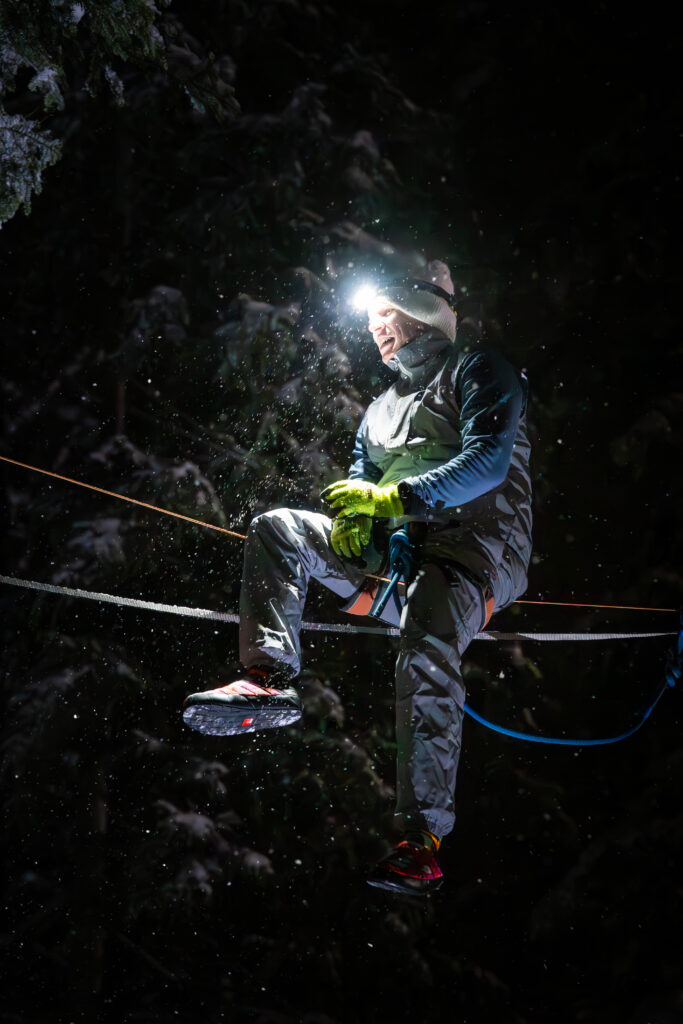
[371,260,458,341]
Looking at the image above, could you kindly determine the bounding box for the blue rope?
[464,681,669,746]
[371,529,682,747]
[369,568,401,618]
[464,622,682,746]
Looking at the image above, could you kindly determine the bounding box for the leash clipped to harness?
[368,526,413,620]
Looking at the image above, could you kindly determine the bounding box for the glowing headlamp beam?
[351,284,379,311]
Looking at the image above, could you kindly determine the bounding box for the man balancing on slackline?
[183,260,533,895]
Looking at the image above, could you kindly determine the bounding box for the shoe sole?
[366,876,443,897]
[182,701,302,737]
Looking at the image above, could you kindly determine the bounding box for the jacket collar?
[387,330,452,383]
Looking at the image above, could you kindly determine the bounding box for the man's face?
[367,302,423,364]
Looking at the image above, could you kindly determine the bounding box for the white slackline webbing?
[0,575,675,643]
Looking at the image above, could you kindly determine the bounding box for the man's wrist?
[397,481,416,514]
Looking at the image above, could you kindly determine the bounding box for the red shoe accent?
[384,841,443,881]
[367,839,444,895]
[218,681,282,697]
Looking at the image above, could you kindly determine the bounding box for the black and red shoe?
[182,667,303,737]
[367,837,443,896]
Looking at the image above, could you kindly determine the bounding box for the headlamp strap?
[387,277,457,312]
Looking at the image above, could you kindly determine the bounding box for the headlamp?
[350,283,379,310]
[350,277,457,314]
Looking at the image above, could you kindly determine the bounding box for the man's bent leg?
[239,507,365,677]
[184,508,363,736]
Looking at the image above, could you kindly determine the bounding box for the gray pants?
[239,508,528,838]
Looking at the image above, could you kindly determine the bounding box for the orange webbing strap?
[343,584,378,616]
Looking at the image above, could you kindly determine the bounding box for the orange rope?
[0,455,246,540]
[508,598,676,613]
[1,454,677,614]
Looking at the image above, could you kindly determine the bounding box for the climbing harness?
[1,454,680,746]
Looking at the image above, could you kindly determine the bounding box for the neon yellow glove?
[322,479,404,518]
[330,515,373,559]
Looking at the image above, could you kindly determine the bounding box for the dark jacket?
[348,328,533,579]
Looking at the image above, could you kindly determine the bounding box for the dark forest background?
[1,1,681,1022]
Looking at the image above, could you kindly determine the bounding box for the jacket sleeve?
[347,416,382,483]
[400,347,526,512]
